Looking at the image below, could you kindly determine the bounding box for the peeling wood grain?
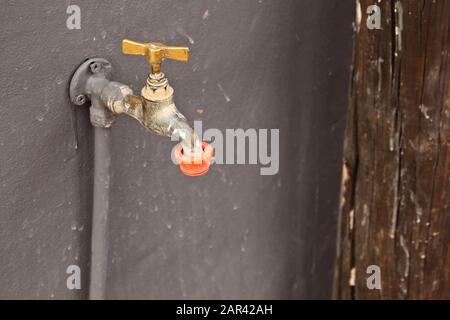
[335,0,450,300]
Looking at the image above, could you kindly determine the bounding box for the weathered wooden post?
[334,0,449,299]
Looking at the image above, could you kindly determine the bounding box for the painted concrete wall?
[0,0,353,299]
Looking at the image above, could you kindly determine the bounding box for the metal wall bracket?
[69,58,115,127]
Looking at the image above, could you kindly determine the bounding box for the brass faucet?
[112,39,200,153]
[70,39,212,176]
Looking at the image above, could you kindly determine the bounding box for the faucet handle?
[122,39,189,74]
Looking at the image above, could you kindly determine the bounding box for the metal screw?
[74,94,86,105]
[90,62,102,74]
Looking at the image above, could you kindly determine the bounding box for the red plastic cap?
[174,142,214,177]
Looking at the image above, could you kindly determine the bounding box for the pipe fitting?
[70,53,212,177]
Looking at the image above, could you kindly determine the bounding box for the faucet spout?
[118,89,202,155]
[167,112,202,154]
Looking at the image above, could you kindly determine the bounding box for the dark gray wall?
[0,0,353,299]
